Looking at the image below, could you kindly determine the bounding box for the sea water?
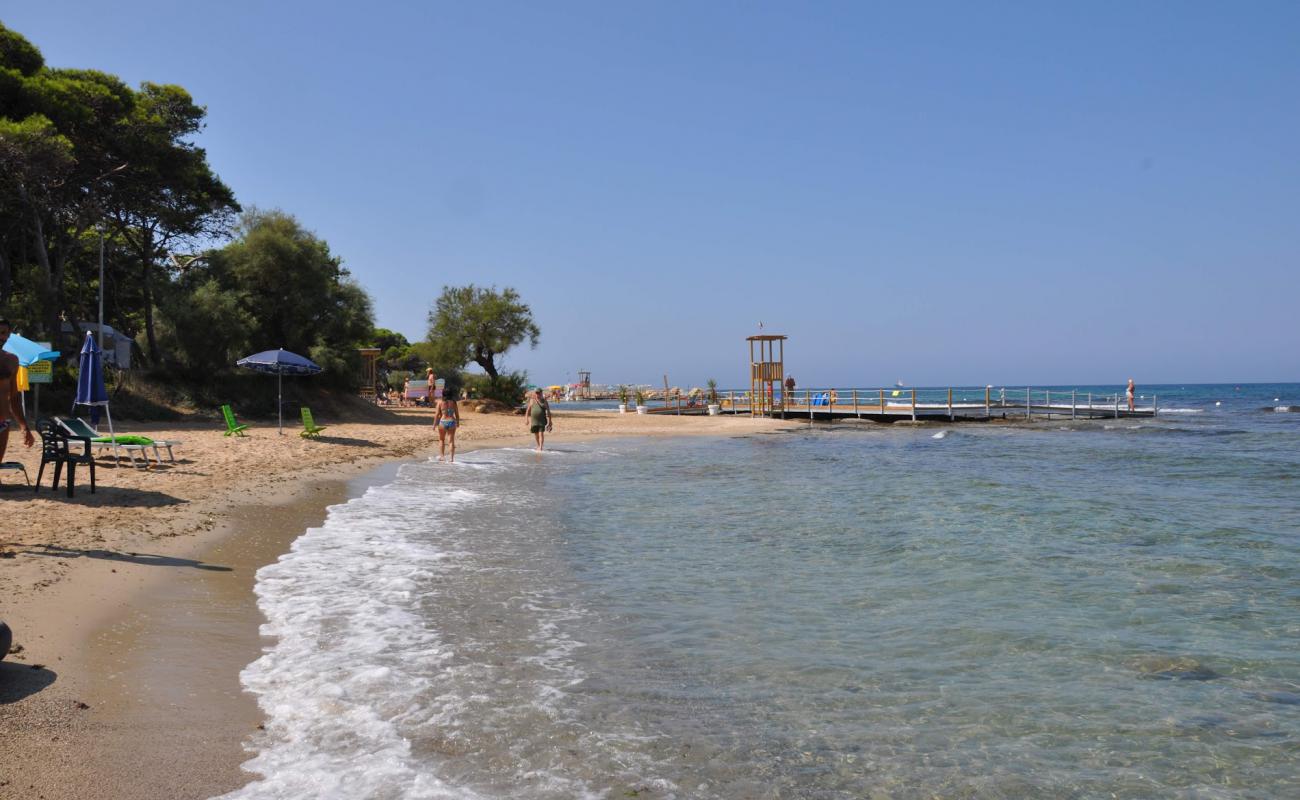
[219,384,1300,799]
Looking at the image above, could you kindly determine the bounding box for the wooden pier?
[659,387,1158,422]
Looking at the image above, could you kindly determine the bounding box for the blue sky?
[7,1,1298,387]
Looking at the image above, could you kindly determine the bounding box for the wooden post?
[1153,394,1157,417]
[911,389,917,421]
[985,386,990,419]
[948,387,953,421]
[1088,392,1092,417]
[1026,387,1031,420]
[853,388,859,418]
[1115,394,1120,418]
[809,389,814,425]
[1045,389,1051,420]
[880,388,885,417]
[1071,389,1077,420]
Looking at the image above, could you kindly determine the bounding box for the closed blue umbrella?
[73,331,120,453]
[235,348,323,434]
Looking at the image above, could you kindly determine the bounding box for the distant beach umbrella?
[236,348,323,435]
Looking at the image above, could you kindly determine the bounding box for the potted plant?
[618,385,629,413]
[634,389,648,414]
[707,378,720,415]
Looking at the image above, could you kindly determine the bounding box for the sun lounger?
[300,407,325,438]
[55,416,158,469]
[0,461,30,486]
[221,404,249,436]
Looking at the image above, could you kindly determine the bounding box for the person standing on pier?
[1127,378,1136,411]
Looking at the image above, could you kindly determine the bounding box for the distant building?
[61,321,133,369]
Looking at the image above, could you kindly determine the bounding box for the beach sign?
[26,358,53,384]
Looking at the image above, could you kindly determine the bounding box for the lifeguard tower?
[358,347,381,401]
[747,334,786,416]
[577,370,591,399]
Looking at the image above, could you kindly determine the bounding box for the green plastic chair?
[300,407,325,438]
[222,404,249,437]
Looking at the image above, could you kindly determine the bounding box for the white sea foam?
[215,471,494,800]
[931,431,948,439]
[1158,408,1203,414]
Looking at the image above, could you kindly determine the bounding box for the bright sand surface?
[0,406,792,799]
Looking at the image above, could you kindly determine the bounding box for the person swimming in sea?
[434,388,460,462]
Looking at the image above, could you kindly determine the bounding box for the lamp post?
[98,224,105,352]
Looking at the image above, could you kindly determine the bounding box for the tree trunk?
[0,249,11,310]
[138,232,160,366]
[474,347,498,383]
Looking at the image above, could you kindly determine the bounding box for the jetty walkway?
[654,387,1157,422]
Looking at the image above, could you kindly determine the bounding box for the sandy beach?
[0,406,791,800]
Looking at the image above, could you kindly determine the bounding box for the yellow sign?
[26,359,53,384]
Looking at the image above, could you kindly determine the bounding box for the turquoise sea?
[221,383,1299,799]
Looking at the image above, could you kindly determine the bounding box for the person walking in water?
[434,388,460,462]
[525,387,552,451]
[1126,378,1136,411]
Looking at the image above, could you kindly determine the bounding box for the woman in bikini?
[434,388,460,462]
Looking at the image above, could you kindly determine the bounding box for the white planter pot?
[618,404,628,414]
[636,405,648,415]
[707,404,720,416]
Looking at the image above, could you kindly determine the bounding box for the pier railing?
[710,386,1156,420]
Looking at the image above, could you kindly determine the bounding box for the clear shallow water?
[220,384,1300,799]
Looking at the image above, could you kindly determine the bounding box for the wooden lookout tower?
[577,370,591,399]
[358,347,381,401]
[747,334,786,416]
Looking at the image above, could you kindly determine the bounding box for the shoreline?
[0,409,795,800]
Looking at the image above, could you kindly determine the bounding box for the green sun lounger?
[55,416,159,468]
[300,407,325,438]
[222,404,249,437]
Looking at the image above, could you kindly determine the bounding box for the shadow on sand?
[10,544,232,572]
[1,481,187,508]
[0,662,57,704]
[307,435,383,448]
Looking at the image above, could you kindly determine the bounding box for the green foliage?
[155,209,374,385]
[462,371,528,405]
[618,385,629,404]
[426,285,539,384]
[0,23,380,407]
[0,23,44,77]
[0,23,237,362]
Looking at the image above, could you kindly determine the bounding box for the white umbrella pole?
[105,403,119,463]
[278,371,283,435]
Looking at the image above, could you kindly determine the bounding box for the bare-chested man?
[0,320,36,461]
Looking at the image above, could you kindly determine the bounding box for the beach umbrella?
[4,332,60,418]
[235,348,322,434]
[3,333,59,367]
[73,331,120,455]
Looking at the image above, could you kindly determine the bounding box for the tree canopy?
[0,22,241,358]
[157,209,374,382]
[426,284,540,388]
[0,22,376,389]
